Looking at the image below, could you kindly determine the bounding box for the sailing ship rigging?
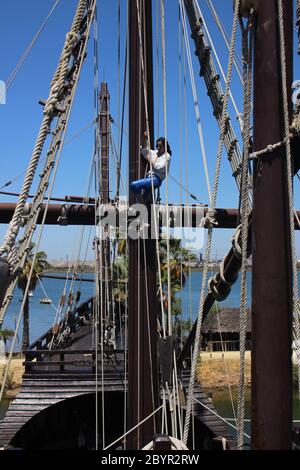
[0,0,300,451]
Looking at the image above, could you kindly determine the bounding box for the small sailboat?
[40,298,51,305]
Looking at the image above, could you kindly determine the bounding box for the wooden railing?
[29,297,94,352]
[24,348,126,374]
[205,340,251,352]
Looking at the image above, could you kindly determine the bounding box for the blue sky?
[0,0,299,262]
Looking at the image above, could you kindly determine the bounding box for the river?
[2,270,300,350]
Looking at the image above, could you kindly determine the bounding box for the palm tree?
[111,236,197,335]
[0,328,15,356]
[159,237,198,330]
[18,242,50,351]
[112,256,127,303]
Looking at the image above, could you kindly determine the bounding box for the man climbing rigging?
[130,131,172,201]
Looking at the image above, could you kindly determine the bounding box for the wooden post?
[251,0,293,449]
[99,82,112,326]
[127,0,159,450]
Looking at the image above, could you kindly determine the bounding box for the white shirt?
[141,148,171,181]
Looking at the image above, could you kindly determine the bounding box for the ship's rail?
[29,296,94,351]
[23,348,126,374]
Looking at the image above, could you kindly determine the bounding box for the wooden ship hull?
[0,0,300,451]
[0,297,234,449]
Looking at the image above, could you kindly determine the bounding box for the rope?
[197,0,244,131]
[184,0,248,196]
[36,276,59,314]
[3,0,61,96]
[116,31,127,200]
[215,305,237,424]
[278,0,300,404]
[103,405,164,450]
[296,0,300,54]
[180,0,212,202]
[173,350,183,441]
[192,396,251,441]
[142,238,158,434]
[236,11,254,450]
[183,0,241,446]
[0,0,89,260]
[249,139,286,159]
[0,0,95,325]
[204,0,244,83]
[0,118,97,191]
[0,0,97,403]
[142,435,188,450]
[135,0,166,339]
[156,0,160,137]
[160,0,172,336]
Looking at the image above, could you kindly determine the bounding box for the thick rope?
[0,0,97,403]
[278,0,300,403]
[197,0,243,131]
[183,0,241,446]
[204,0,243,82]
[0,1,94,326]
[0,0,88,260]
[236,12,254,450]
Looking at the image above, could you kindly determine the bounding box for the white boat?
[40,298,51,304]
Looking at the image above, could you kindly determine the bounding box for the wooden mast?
[99,82,112,326]
[251,0,293,449]
[127,0,159,450]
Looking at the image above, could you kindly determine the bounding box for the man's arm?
[141,131,156,164]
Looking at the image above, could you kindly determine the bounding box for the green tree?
[112,255,127,303]
[112,236,197,336]
[0,328,15,353]
[18,242,50,351]
[159,237,198,330]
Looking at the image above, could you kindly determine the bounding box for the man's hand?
[142,130,149,148]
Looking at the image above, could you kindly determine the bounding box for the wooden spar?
[251,0,293,449]
[1,203,300,228]
[99,82,112,323]
[127,0,159,450]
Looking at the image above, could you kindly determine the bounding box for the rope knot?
[208,273,231,301]
[231,225,242,260]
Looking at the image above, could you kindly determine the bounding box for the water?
[2,270,300,350]
[179,270,300,322]
[210,388,300,444]
[3,272,95,352]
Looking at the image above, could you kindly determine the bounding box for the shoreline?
[1,351,298,400]
[46,265,300,273]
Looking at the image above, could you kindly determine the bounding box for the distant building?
[202,308,251,352]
